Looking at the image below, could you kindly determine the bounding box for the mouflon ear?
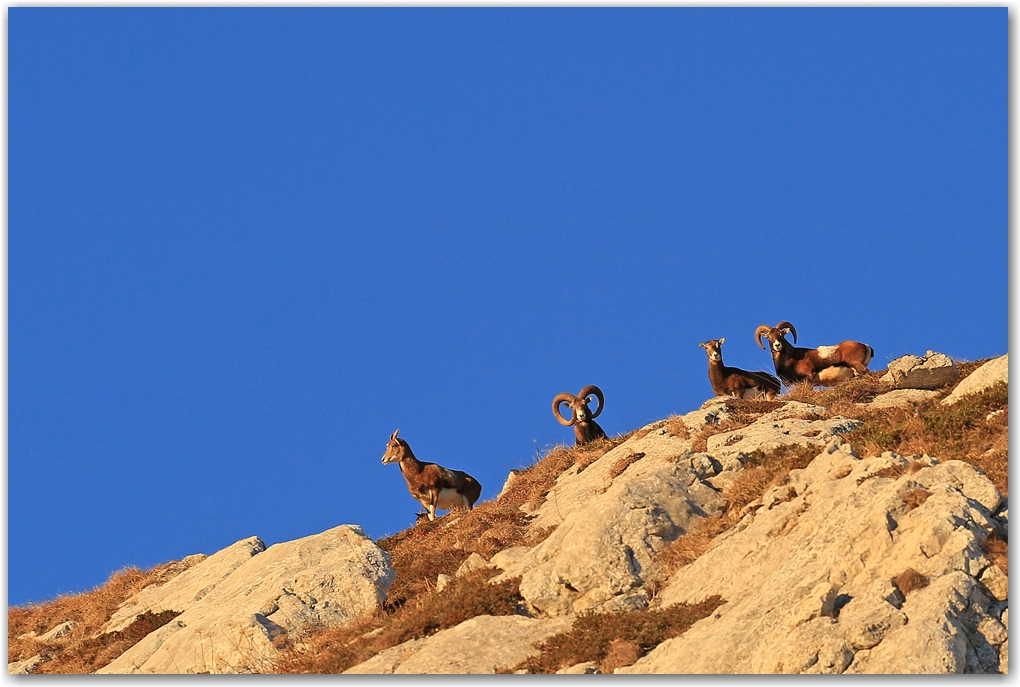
[719,337,725,345]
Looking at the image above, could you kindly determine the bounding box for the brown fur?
[552,385,608,446]
[381,430,482,521]
[755,321,873,387]
[700,338,781,400]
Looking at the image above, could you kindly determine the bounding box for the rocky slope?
[9,353,1008,674]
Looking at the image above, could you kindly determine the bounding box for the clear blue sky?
[9,8,1006,605]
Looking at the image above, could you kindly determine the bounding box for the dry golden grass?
[607,451,646,481]
[846,382,1008,495]
[8,557,202,673]
[32,611,181,674]
[985,532,1008,575]
[892,568,929,596]
[656,444,820,575]
[903,487,930,510]
[505,596,724,674]
[272,570,523,674]
[780,372,889,417]
[663,415,689,439]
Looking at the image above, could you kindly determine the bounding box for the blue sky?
[9,8,1006,605]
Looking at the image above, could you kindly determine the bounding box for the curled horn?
[776,321,798,344]
[754,325,771,349]
[578,385,605,418]
[552,393,577,426]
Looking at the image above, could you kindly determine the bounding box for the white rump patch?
[816,345,839,359]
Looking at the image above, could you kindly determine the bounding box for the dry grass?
[272,571,523,674]
[271,437,628,673]
[663,415,689,439]
[607,451,646,481]
[657,444,822,575]
[376,436,627,611]
[903,487,930,510]
[505,596,724,674]
[892,568,929,596]
[874,461,924,480]
[8,557,202,673]
[845,382,1008,495]
[781,372,889,417]
[32,611,181,674]
[985,532,1008,575]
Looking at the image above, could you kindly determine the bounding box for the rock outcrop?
[105,537,266,633]
[863,389,941,409]
[99,525,395,674]
[343,615,572,674]
[942,354,1008,405]
[489,399,863,618]
[881,351,960,390]
[18,357,1007,675]
[621,444,1007,674]
[703,402,860,456]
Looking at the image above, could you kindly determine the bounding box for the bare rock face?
[98,525,395,674]
[705,402,860,457]
[863,389,940,410]
[492,421,736,617]
[881,351,960,390]
[620,443,1006,674]
[105,536,266,633]
[8,655,45,674]
[36,620,78,642]
[942,354,1008,405]
[343,615,572,674]
[492,400,867,619]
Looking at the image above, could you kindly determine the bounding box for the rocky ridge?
[9,353,1008,674]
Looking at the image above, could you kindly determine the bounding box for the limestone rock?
[343,615,572,674]
[8,655,45,674]
[106,536,266,633]
[36,620,78,642]
[498,470,520,499]
[705,402,859,457]
[621,445,1004,674]
[980,564,1008,602]
[942,354,1008,405]
[493,458,727,617]
[881,351,960,390]
[557,661,600,674]
[863,389,940,409]
[527,422,696,530]
[99,525,395,674]
[436,574,452,592]
[456,553,493,577]
[490,547,531,571]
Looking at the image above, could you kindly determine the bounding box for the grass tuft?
[505,596,724,674]
[272,571,523,674]
[892,568,929,596]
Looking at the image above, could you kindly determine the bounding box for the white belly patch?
[816,345,838,359]
[435,488,467,511]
